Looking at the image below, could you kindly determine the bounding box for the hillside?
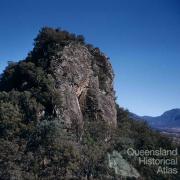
[143,109,180,128]
[131,109,180,129]
[0,27,179,180]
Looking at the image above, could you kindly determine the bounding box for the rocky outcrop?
[50,42,117,132]
[108,151,140,178]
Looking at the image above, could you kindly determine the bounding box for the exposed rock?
[50,42,117,133]
[108,151,140,179]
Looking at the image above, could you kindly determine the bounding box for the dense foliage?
[114,105,180,180]
[0,28,179,179]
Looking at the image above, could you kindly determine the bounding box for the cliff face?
[0,28,117,135]
[49,42,117,131]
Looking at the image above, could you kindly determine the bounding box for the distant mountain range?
[130,109,180,129]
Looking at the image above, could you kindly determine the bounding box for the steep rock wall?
[50,42,117,131]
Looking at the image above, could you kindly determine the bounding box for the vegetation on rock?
[0,27,179,179]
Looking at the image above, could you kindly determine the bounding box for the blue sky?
[0,0,179,116]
